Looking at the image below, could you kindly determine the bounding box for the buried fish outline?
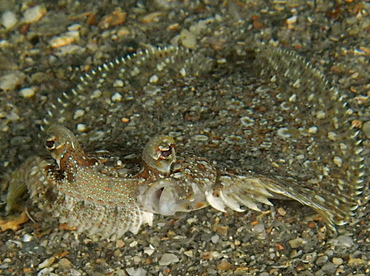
[4,46,368,239]
[4,122,364,239]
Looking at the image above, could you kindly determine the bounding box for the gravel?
[0,0,369,275]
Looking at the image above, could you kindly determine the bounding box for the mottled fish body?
[5,46,367,239]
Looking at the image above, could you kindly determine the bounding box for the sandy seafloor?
[0,0,369,275]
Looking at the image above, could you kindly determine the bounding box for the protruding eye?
[142,135,176,174]
[160,149,172,158]
[158,143,174,159]
[45,139,56,150]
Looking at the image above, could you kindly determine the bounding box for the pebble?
[98,8,126,29]
[19,87,36,98]
[115,240,125,248]
[320,262,337,274]
[67,23,81,31]
[211,234,220,244]
[126,267,146,276]
[113,249,122,257]
[38,256,56,269]
[329,235,354,248]
[1,11,17,29]
[192,134,209,142]
[217,261,234,271]
[0,71,26,91]
[158,253,179,265]
[76,124,87,132]
[22,234,33,242]
[129,241,138,247]
[58,258,72,269]
[37,267,54,276]
[332,257,343,265]
[111,92,122,102]
[141,11,164,23]
[308,126,318,134]
[288,237,306,249]
[49,31,80,48]
[131,256,141,264]
[117,26,130,37]
[70,269,82,276]
[184,250,194,257]
[362,121,370,139]
[144,244,155,256]
[22,5,47,24]
[252,223,265,233]
[213,225,228,236]
[54,45,85,56]
[112,269,126,276]
[277,207,286,216]
[348,256,366,265]
[316,255,328,266]
[73,109,85,120]
[179,29,197,49]
[303,252,317,263]
[286,15,298,25]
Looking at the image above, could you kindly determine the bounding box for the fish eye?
[160,149,172,158]
[45,139,56,150]
[159,143,175,159]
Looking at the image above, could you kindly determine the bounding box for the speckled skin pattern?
[4,45,366,239]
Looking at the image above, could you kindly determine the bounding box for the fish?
[6,125,176,239]
[5,45,367,239]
